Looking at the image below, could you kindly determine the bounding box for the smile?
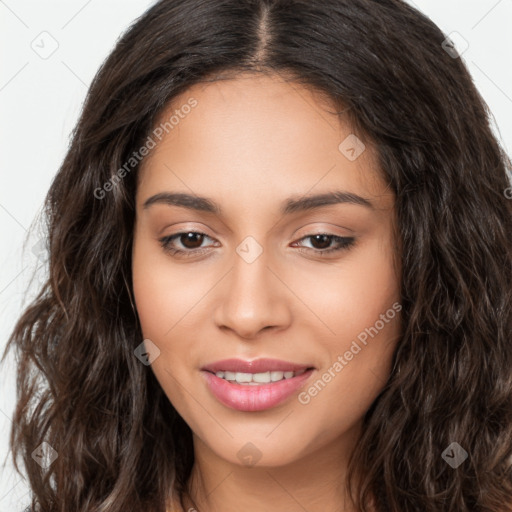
[212,369,308,385]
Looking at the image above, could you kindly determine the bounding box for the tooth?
[270,371,284,382]
[252,371,271,383]
[235,372,253,383]
[219,370,303,384]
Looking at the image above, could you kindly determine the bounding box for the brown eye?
[158,231,216,257]
[293,234,356,256]
[309,234,333,250]
[178,232,205,249]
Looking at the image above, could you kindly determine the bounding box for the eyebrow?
[142,190,374,215]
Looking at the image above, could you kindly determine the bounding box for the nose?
[212,250,292,340]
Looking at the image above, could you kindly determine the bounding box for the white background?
[1,0,511,509]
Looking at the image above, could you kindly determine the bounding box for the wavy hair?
[3,0,512,510]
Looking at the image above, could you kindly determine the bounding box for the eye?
[159,231,217,257]
[292,234,356,256]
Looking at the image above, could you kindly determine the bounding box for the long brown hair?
[3,0,512,510]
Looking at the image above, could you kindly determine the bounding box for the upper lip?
[201,358,314,374]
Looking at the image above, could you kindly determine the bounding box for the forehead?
[137,73,390,211]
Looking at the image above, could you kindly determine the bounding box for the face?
[132,73,401,468]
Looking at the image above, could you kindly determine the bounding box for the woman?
[4,0,512,510]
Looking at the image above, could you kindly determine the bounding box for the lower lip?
[201,369,315,412]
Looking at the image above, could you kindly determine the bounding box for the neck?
[183,423,364,512]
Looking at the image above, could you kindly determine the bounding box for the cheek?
[132,240,170,340]
[291,230,400,341]
[131,230,220,411]
[132,233,211,340]
[298,312,400,443]
[339,245,399,341]
[294,232,400,407]
[132,235,201,417]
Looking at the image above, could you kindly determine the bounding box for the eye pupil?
[181,232,204,249]
[311,234,331,249]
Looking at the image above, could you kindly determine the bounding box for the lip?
[201,358,314,374]
[201,359,315,412]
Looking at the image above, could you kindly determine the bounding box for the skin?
[132,72,401,512]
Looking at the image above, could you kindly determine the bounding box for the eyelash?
[158,231,356,258]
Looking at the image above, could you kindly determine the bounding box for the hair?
[3,0,512,510]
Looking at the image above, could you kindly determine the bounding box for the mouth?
[200,358,316,412]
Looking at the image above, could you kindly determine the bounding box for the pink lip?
[201,367,315,412]
[201,358,313,374]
